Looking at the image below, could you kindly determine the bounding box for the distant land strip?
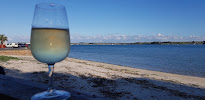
[71,41,205,45]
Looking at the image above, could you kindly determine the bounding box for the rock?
[0,66,5,75]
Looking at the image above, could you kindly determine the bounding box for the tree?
[0,34,8,48]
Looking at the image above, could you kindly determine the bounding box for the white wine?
[31,28,70,64]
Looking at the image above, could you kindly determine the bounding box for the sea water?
[69,45,205,77]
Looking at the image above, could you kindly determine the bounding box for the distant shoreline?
[71,41,205,45]
[2,41,204,46]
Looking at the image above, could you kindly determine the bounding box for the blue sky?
[0,0,205,43]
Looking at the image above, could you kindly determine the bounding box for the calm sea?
[68,45,205,77]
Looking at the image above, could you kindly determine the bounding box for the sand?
[0,50,205,100]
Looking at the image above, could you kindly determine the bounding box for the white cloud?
[5,33,205,43]
[70,33,205,43]
[7,34,30,43]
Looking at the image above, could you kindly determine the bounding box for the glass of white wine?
[31,3,70,100]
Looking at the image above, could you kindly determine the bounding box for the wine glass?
[30,3,70,100]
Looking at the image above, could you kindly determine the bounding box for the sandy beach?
[0,50,205,100]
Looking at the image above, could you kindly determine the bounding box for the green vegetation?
[0,56,19,62]
[0,34,8,45]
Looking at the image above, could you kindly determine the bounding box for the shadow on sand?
[2,68,205,100]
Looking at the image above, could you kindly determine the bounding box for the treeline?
[71,41,205,45]
[134,41,205,45]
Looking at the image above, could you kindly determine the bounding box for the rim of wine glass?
[36,3,65,10]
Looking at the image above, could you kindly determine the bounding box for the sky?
[0,0,205,43]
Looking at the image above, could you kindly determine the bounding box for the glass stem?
[48,64,55,93]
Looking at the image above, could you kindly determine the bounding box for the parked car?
[5,43,18,48]
[18,43,26,47]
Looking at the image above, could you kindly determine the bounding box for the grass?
[0,56,19,62]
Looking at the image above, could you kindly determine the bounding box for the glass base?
[31,90,70,100]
